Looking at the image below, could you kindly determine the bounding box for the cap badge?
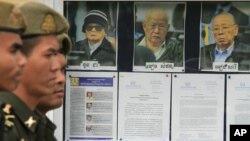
[41,14,56,33]
[9,8,24,28]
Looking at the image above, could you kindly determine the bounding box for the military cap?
[16,1,69,38]
[0,1,25,32]
[57,33,72,55]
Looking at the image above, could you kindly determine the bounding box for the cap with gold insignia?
[16,1,69,38]
[57,33,72,55]
[0,0,25,32]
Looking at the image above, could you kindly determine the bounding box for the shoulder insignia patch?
[3,104,12,114]
[1,103,15,128]
[4,115,15,127]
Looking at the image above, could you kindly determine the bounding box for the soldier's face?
[37,54,66,111]
[0,32,26,91]
[85,23,106,44]
[20,35,60,97]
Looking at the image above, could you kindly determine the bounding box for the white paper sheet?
[172,73,225,141]
[226,74,250,141]
[118,72,171,141]
[65,71,118,141]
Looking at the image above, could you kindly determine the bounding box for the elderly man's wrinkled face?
[85,23,106,44]
[143,11,168,50]
[212,13,238,49]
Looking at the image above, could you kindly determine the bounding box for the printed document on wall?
[226,74,250,141]
[64,71,118,141]
[172,73,225,141]
[118,72,171,141]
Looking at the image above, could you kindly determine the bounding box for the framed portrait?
[64,1,118,70]
[133,2,186,72]
[199,2,250,72]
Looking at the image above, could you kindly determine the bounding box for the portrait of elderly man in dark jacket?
[71,10,116,66]
[135,7,183,67]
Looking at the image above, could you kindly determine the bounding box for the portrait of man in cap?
[65,1,118,70]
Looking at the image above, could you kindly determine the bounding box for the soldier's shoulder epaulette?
[0,102,15,129]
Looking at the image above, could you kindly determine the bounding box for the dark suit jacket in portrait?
[135,36,184,67]
[200,41,250,71]
[69,38,116,66]
[134,46,156,66]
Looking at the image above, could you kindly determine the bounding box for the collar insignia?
[25,116,36,128]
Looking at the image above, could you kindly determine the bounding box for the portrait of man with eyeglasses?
[134,2,184,69]
[200,12,250,71]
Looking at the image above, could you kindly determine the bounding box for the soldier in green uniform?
[0,1,69,141]
[0,0,26,92]
[36,33,72,141]
[0,1,27,140]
